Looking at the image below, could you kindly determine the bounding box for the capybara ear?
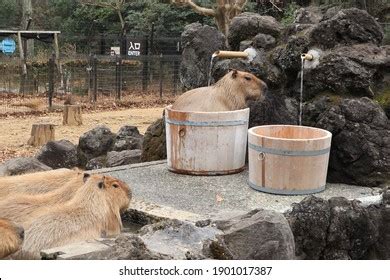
[83,173,90,183]
[231,69,238,79]
[98,181,105,189]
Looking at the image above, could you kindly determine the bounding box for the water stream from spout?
[208,54,217,86]
[299,56,305,126]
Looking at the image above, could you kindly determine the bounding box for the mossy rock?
[374,88,390,118]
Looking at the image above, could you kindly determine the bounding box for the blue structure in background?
[0,38,16,55]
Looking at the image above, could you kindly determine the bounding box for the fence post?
[115,54,122,100]
[48,54,55,108]
[159,53,163,100]
[142,35,149,92]
[173,58,179,96]
[88,54,93,101]
[93,55,98,103]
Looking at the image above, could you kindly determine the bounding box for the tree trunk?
[63,105,83,126]
[27,124,55,146]
[22,0,34,56]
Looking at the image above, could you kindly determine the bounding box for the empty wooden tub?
[165,106,249,175]
[248,125,332,195]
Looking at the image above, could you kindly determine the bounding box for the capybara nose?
[17,226,25,240]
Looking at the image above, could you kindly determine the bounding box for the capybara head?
[83,173,131,213]
[0,218,24,259]
[229,69,267,101]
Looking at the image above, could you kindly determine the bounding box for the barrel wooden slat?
[248,125,332,195]
[165,106,249,175]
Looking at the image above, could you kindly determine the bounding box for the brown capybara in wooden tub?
[14,174,131,259]
[0,171,86,228]
[0,218,24,259]
[171,69,267,112]
[0,168,80,200]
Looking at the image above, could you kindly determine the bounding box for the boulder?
[0,157,52,176]
[85,156,106,171]
[228,13,282,50]
[249,93,298,127]
[309,8,384,49]
[303,44,388,98]
[112,125,143,152]
[78,125,115,166]
[180,23,225,90]
[139,219,221,260]
[252,33,276,50]
[304,96,390,186]
[286,195,384,260]
[141,118,167,162]
[106,150,142,167]
[209,209,295,260]
[36,140,78,169]
[294,6,323,24]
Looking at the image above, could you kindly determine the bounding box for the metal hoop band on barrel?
[166,119,248,127]
[248,143,330,157]
[248,180,326,195]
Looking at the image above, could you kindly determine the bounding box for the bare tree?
[80,0,128,35]
[172,0,249,37]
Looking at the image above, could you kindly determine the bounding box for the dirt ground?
[0,107,165,163]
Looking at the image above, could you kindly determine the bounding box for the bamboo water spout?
[213,50,249,59]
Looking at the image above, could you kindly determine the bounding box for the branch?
[173,0,216,17]
[269,0,282,12]
[235,0,248,9]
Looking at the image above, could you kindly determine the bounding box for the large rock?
[303,44,388,98]
[180,23,225,90]
[106,150,142,167]
[294,6,323,24]
[309,8,384,49]
[228,13,282,50]
[208,209,295,260]
[139,220,221,260]
[141,118,166,162]
[0,157,52,176]
[78,125,115,166]
[305,96,390,186]
[85,156,106,170]
[112,125,143,152]
[36,140,78,169]
[287,195,386,260]
[249,93,298,127]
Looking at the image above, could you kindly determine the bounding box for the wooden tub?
[248,125,332,195]
[165,106,249,175]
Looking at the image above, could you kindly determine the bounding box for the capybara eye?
[245,76,252,81]
[112,184,119,188]
[98,182,104,189]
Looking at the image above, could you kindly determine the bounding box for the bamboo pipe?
[213,50,249,59]
[301,53,314,61]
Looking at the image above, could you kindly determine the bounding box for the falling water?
[299,56,305,126]
[207,54,217,86]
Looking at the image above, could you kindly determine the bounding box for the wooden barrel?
[248,125,332,195]
[165,106,249,175]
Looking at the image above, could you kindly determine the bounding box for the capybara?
[0,218,24,259]
[0,168,79,199]
[17,174,131,258]
[0,171,85,227]
[171,69,267,112]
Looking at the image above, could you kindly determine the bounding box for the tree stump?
[63,105,83,126]
[27,124,55,147]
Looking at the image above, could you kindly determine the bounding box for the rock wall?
[179,7,390,187]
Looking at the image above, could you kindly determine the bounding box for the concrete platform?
[96,161,382,221]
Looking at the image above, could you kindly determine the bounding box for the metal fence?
[0,33,183,114]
